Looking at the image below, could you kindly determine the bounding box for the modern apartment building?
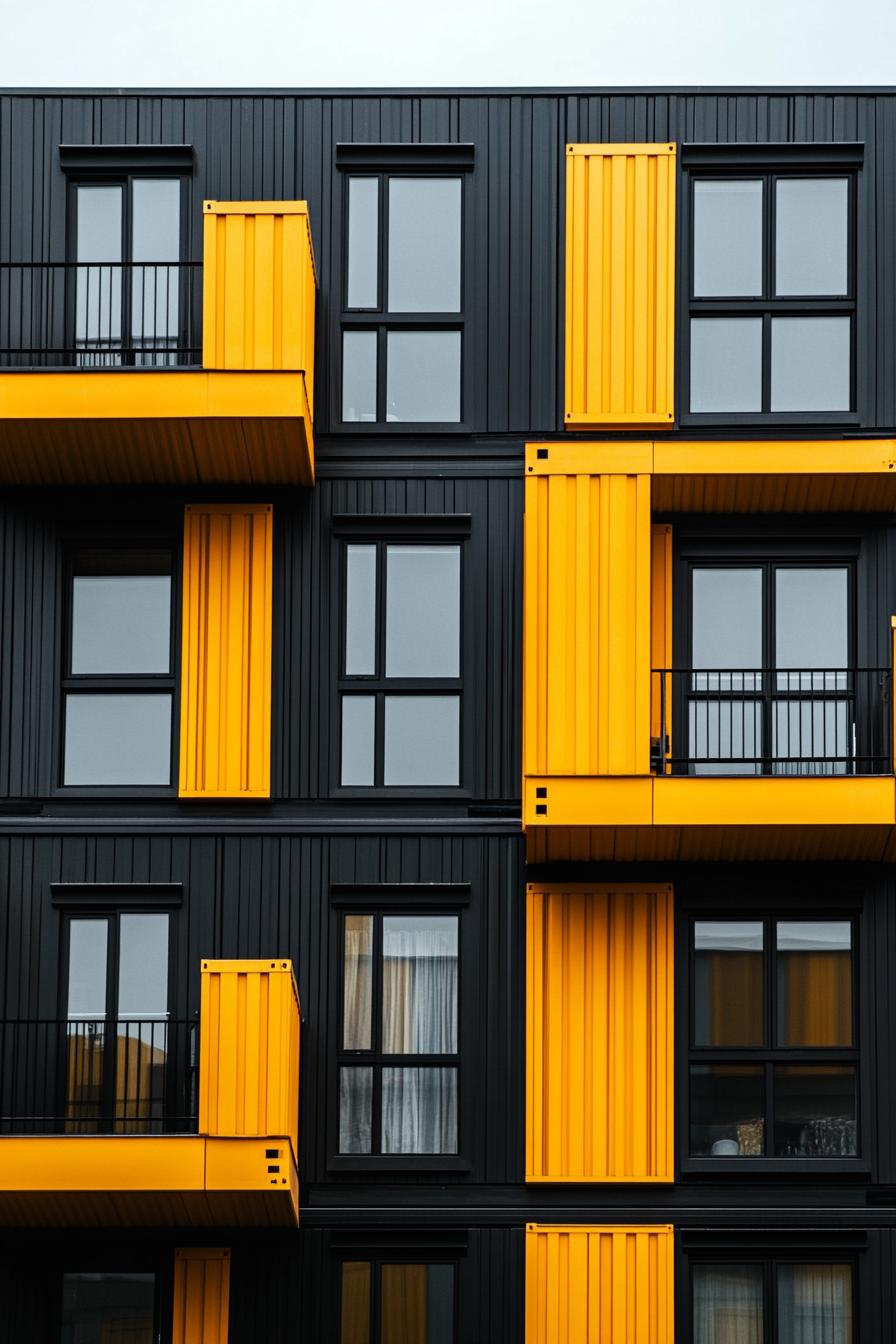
[0,86,894,1341]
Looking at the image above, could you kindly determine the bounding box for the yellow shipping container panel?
[565,144,676,429]
[179,503,273,798]
[527,884,674,1183]
[524,471,652,780]
[526,1225,674,1344]
[172,1249,230,1344]
[199,959,301,1158]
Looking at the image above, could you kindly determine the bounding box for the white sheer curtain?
[693,1265,764,1344]
[778,1264,853,1344]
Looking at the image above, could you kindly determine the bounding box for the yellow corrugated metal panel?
[651,524,672,771]
[179,504,273,799]
[565,144,676,430]
[172,1249,230,1344]
[526,884,674,1183]
[202,201,316,410]
[199,959,301,1158]
[526,1224,674,1344]
[524,471,651,780]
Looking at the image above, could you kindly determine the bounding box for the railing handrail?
[0,260,201,268]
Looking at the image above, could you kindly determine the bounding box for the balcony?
[0,960,300,1227]
[0,200,316,486]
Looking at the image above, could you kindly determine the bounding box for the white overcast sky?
[2,0,896,88]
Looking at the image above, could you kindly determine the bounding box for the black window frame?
[333,143,475,433]
[669,529,893,778]
[332,515,472,799]
[678,143,863,430]
[65,171,196,367]
[680,1242,860,1344]
[56,538,181,798]
[328,884,472,1174]
[677,880,868,1177]
[57,1254,170,1344]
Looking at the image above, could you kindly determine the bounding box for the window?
[338,910,459,1156]
[688,917,858,1161]
[691,1260,853,1342]
[63,909,180,1133]
[340,173,463,424]
[62,549,176,788]
[686,169,854,419]
[339,541,462,789]
[72,176,188,366]
[673,554,891,777]
[340,1259,455,1344]
[61,1270,157,1343]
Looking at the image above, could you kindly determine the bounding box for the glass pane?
[388,178,462,313]
[776,178,849,297]
[690,1063,765,1156]
[770,317,851,412]
[63,693,172,786]
[383,695,460,786]
[690,318,762,413]
[774,1065,857,1157]
[118,914,169,1019]
[341,695,376,786]
[76,185,122,363]
[773,700,851,776]
[777,921,852,1047]
[382,1066,457,1153]
[383,915,458,1053]
[339,1065,372,1153]
[347,177,379,309]
[689,698,762,775]
[386,331,461,423]
[693,1265,764,1344]
[61,1272,156,1344]
[381,1265,455,1344]
[341,1262,371,1344]
[777,1265,853,1344]
[775,568,848,676]
[131,179,180,359]
[385,545,460,678]
[344,914,374,1050]
[693,179,763,297]
[694,921,764,1047]
[67,920,109,1019]
[345,545,377,676]
[71,553,171,674]
[692,569,763,677]
[131,179,180,262]
[343,330,377,422]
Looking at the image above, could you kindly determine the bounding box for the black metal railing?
[0,1018,198,1135]
[652,667,893,776]
[0,262,203,367]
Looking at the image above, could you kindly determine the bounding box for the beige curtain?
[340,1262,371,1344]
[778,1264,852,1343]
[693,1266,763,1344]
[381,1265,427,1344]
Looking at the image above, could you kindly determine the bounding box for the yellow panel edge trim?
[566,144,677,155]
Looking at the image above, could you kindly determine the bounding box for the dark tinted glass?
[773,1065,857,1157]
[777,1265,852,1343]
[690,1064,765,1156]
[340,1262,371,1344]
[380,1264,455,1344]
[692,1265,764,1342]
[61,1272,155,1344]
[694,922,764,1047]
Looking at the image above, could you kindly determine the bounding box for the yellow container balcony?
[0,959,301,1227]
[524,441,896,862]
[0,201,316,485]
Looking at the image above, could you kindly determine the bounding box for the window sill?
[677,411,862,431]
[682,1157,870,1177]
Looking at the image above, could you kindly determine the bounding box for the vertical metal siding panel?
[179,503,273,799]
[565,144,676,429]
[526,1226,674,1344]
[172,1249,231,1344]
[526,883,674,1182]
[198,960,300,1154]
[524,472,651,780]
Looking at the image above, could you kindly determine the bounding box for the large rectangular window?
[338,910,459,1157]
[691,1260,854,1342]
[340,1259,455,1344]
[340,173,463,425]
[62,549,175,788]
[61,1270,157,1343]
[685,167,855,422]
[339,540,462,789]
[689,916,858,1162]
